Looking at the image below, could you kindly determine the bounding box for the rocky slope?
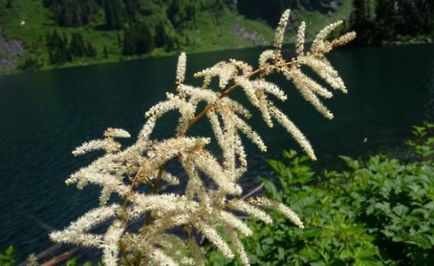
[0,27,24,70]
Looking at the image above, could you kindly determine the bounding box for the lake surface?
[0,44,433,259]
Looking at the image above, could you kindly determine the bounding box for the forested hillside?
[0,0,265,72]
[0,0,432,73]
[350,0,434,45]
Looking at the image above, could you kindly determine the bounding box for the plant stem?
[187,60,295,128]
[118,58,296,264]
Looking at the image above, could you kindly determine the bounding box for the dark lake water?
[0,44,433,259]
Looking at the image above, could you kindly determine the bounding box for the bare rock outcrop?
[0,27,25,70]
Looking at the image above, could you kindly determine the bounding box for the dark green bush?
[207,123,434,265]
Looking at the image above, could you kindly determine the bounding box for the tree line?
[25,0,433,69]
[45,31,96,64]
[41,0,226,56]
[236,0,342,25]
[349,0,434,44]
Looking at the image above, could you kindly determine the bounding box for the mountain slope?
[0,0,351,73]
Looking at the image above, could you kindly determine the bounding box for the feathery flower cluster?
[176,52,186,85]
[296,21,306,56]
[50,9,355,266]
[274,9,291,57]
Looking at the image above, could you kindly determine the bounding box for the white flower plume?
[50,9,355,266]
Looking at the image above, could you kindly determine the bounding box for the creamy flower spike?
[296,21,306,56]
[274,9,291,57]
[50,9,355,266]
[176,52,186,86]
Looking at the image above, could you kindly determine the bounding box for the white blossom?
[148,248,179,266]
[102,220,124,266]
[259,49,275,68]
[296,21,306,56]
[274,9,291,55]
[299,55,346,93]
[50,9,355,266]
[228,199,272,224]
[104,128,131,139]
[219,211,252,236]
[196,221,234,258]
[230,232,250,266]
[311,20,343,54]
[269,105,317,160]
[49,205,120,247]
[282,68,334,119]
[72,139,121,156]
[251,197,304,228]
[176,52,187,85]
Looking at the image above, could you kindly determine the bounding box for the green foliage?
[43,0,99,27]
[45,30,96,64]
[236,0,343,26]
[407,123,434,159]
[69,32,97,58]
[64,257,103,266]
[122,20,154,55]
[17,55,44,71]
[45,30,72,64]
[0,245,16,266]
[349,0,434,44]
[336,154,434,263]
[208,123,434,265]
[104,0,124,29]
[1,246,104,266]
[2,0,354,72]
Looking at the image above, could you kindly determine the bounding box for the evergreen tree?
[103,46,109,58]
[18,56,43,71]
[349,0,434,44]
[5,0,12,9]
[69,32,87,57]
[45,0,99,27]
[349,0,374,43]
[124,0,140,17]
[122,20,154,55]
[46,30,97,64]
[85,42,97,57]
[45,30,71,64]
[104,0,124,29]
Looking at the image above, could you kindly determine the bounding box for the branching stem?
[188,60,296,128]
[116,57,297,262]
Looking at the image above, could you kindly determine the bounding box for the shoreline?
[1,38,433,77]
[0,43,267,76]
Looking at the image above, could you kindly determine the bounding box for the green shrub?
[64,257,102,266]
[207,123,434,265]
[0,245,16,266]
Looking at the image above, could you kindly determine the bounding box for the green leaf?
[0,245,15,266]
[406,234,433,249]
[260,177,282,201]
[339,156,360,169]
[66,257,78,266]
[392,205,409,216]
[262,238,274,245]
[299,247,321,261]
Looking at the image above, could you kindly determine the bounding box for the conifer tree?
[104,0,124,29]
[122,20,154,55]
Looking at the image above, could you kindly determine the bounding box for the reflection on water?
[0,44,433,258]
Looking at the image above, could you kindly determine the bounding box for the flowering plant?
[50,10,355,266]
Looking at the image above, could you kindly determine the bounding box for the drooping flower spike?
[51,9,355,266]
